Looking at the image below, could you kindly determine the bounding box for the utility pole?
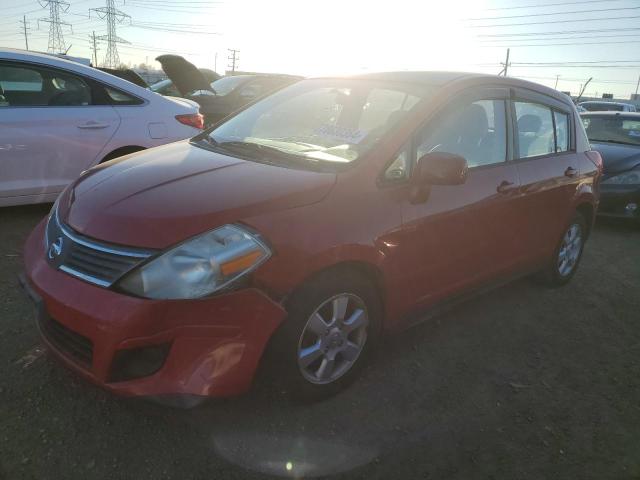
[635,74,640,95]
[227,48,239,73]
[214,52,218,72]
[91,0,131,68]
[90,31,99,66]
[554,74,560,90]
[19,15,30,50]
[499,48,510,76]
[38,0,72,54]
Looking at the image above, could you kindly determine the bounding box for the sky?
[1,0,640,98]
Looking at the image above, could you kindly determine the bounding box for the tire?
[539,212,587,287]
[264,269,382,401]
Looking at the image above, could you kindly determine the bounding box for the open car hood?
[98,68,149,88]
[156,54,214,96]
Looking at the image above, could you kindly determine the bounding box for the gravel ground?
[1,204,639,480]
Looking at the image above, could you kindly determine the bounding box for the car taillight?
[175,113,204,130]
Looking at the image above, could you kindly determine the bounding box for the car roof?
[581,111,640,117]
[0,47,155,99]
[315,71,572,105]
[579,101,634,106]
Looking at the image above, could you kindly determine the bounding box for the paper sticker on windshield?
[314,125,368,144]
[629,130,640,137]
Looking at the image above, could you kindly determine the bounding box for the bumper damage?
[22,219,287,399]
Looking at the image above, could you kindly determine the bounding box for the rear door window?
[0,62,91,107]
[554,111,570,152]
[515,102,555,158]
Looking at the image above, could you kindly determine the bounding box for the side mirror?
[410,152,468,204]
[414,152,468,186]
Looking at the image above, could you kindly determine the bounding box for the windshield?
[583,116,640,146]
[205,78,430,165]
[210,75,250,96]
[581,103,625,112]
[149,79,171,92]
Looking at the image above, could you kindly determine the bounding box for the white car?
[0,48,204,207]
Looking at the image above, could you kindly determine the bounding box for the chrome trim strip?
[57,221,153,259]
[59,266,112,287]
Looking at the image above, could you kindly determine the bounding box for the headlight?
[602,169,640,185]
[117,225,271,299]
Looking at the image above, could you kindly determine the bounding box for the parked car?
[582,111,640,221]
[155,54,302,125]
[22,72,601,405]
[0,48,204,207]
[579,101,637,112]
[149,68,220,97]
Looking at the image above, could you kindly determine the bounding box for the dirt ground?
[1,203,639,480]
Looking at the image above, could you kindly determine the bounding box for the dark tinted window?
[0,62,91,107]
[416,99,507,168]
[105,86,144,105]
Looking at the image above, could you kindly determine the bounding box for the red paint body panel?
[24,220,286,397]
[23,73,600,398]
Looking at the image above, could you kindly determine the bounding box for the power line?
[479,40,640,48]
[478,27,640,38]
[486,0,622,11]
[470,14,640,28]
[468,5,639,21]
[480,33,640,43]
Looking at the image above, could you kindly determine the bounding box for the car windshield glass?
[149,79,171,92]
[205,78,431,165]
[583,116,640,146]
[210,75,249,96]
[582,103,624,112]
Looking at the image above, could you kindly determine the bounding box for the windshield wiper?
[218,140,311,163]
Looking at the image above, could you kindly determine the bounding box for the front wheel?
[265,270,381,400]
[540,212,587,287]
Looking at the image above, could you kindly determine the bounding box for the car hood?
[60,141,337,249]
[156,54,214,96]
[590,142,640,174]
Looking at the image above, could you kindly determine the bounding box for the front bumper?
[598,184,640,220]
[22,219,287,398]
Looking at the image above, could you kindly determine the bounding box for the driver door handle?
[496,180,515,194]
[77,122,109,130]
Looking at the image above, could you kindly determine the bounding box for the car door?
[510,89,580,261]
[0,60,120,200]
[394,87,525,311]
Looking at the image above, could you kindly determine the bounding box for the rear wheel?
[540,212,587,287]
[265,270,381,400]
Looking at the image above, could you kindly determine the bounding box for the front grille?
[39,315,93,366]
[45,208,155,287]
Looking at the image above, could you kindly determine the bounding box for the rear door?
[510,89,580,260]
[0,60,120,200]
[396,87,525,310]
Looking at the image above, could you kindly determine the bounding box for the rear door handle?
[564,167,578,177]
[496,180,515,194]
[77,122,109,130]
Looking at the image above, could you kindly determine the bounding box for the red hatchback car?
[22,72,601,404]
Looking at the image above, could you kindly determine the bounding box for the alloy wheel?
[557,223,583,277]
[297,293,369,385]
